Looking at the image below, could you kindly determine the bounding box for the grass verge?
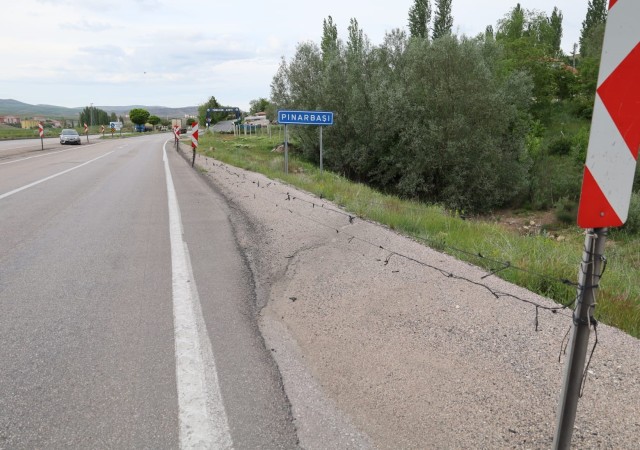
[196,130,640,338]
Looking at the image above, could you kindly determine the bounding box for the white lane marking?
[162,140,233,449]
[0,147,81,166]
[0,151,114,201]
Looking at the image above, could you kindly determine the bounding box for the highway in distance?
[0,134,297,448]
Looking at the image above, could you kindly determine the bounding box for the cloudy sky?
[1,0,589,111]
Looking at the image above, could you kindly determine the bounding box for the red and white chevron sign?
[191,122,199,149]
[577,0,640,228]
[38,122,44,138]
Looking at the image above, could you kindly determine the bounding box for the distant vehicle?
[171,118,187,134]
[135,124,145,132]
[60,129,81,145]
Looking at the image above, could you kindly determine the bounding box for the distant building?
[244,114,270,127]
[21,119,40,129]
[0,115,20,125]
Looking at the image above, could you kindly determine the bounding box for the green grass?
[196,130,640,338]
[0,125,150,140]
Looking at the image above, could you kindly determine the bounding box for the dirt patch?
[478,209,574,239]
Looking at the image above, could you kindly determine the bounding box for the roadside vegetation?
[208,0,636,336]
[193,2,639,337]
[195,130,640,338]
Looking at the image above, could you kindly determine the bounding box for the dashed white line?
[0,147,79,166]
[162,140,233,449]
[0,151,114,200]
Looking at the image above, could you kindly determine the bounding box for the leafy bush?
[529,155,583,209]
[548,135,573,156]
[554,197,578,224]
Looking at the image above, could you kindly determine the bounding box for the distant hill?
[0,99,198,119]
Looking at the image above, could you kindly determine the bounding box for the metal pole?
[319,126,323,174]
[553,227,607,450]
[284,124,289,175]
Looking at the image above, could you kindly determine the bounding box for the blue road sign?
[278,110,334,126]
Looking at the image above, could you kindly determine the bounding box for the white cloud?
[1,0,589,110]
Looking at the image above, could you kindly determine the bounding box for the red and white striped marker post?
[84,122,89,143]
[173,125,180,150]
[577,0,640,228]
[38,122,44,150]
[554,2,639,449]
[191,122,199,167]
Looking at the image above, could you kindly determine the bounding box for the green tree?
[148,115,161,128]
[109,112,117,122]
[549,7,563,57]
[408,0,431,40]
[249,98,271,115]
[575,3,607,115]
[197,96,224,126]
[79,106,109,127]
[270,57,292,110]
[580,0,607,57]
[498,3,525,41]
[129,108,150,125]
[270,21,534,212]
[496,6,566,119]
[432,0,453,40]
[321,16,339,61]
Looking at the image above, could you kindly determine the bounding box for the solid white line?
[162,140,233,449]
[0,151,114,201]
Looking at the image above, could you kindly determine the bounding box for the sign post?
[38,122,44,150]
[109,121,121,139]
[277,110,334,174]
[554,1,639,448]
[84,122,89,143]
[100,125,105,137]
[319,126,324,173]
[191,122,199,167]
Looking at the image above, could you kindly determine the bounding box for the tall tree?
[580,0,607,56]
[408,0,431,40]
[249,98,271,115]
[79,106,109,126]
[198,96,224,126]
[432,0,453,40]
[498,3,525,41]
[321,16,339,61]
[549,7,563,57]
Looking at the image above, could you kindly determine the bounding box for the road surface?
[0,135,297,448]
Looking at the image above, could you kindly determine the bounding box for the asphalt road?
[0,135,297,448]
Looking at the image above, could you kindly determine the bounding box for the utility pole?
[553,228,607,450]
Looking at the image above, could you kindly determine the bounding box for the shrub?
[548,136,573,156]
[554,197,578,224]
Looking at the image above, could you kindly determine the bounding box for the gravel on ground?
[185,147,640,449]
